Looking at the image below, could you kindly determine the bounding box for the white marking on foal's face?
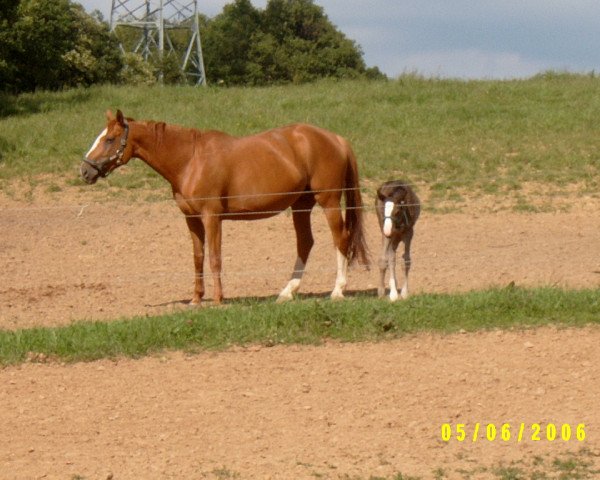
[383,219,393,237]
[383,201,394,237]
[384,201,394,217]
[86,128,108,158]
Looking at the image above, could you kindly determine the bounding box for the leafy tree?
[62,4,123,87]
[202,0,262,85]
[0,0,20,88]
[255,0,368,83]
[118,52,157,86]
[202,0,381,85]
[2,0,122,93]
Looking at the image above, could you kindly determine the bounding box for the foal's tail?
[344,146,370,267]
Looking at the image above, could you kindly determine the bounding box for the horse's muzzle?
[80,161,100,184]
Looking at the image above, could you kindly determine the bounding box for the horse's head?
[81,109,132,184]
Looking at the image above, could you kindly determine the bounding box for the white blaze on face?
[86,128,107,158]
[383,201,394,237]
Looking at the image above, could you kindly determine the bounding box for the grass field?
[1,73,599,199]
[1,75,599,364]
[1,287,597,366]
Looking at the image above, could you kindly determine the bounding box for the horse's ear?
[106,109,115,122]
[376,188,387,202]
[116,109,125,125]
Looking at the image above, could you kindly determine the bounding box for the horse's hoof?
[330,291,345,301]
[276,293,293,303]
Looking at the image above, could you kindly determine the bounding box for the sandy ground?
[1,192,598,329]
[0,187,599,479]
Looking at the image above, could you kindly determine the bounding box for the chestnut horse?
[81,110,369,305]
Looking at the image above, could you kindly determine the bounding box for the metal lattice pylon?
[110,0,206,85]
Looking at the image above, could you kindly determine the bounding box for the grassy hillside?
[1,73,599,199]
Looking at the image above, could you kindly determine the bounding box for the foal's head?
[81,110,132,184]
[376,180,420,237]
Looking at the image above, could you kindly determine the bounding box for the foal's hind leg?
[378,236,391,298]
[277,196,315,302]
[400,231,413,299]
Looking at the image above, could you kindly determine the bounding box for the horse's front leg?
[185,216,205,305]
[204,214,224,304]
[387,236,401,301]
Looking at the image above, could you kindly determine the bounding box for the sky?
[77,0,600,79]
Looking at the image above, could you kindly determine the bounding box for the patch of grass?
[209,467,240,479]
[489,449,600,480]
[0,287,597,366]
[1,75,599,199]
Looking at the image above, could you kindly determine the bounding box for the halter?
[395,201,411,228]
[82,120,129,178]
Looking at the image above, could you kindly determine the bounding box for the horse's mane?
[142,120,199,148]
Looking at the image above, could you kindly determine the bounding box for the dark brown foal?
[375,180,420,301]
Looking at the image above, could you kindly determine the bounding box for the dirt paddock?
[1,189,599,479]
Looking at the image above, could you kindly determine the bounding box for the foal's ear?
[105,109,115,122]
[376,188,387,202]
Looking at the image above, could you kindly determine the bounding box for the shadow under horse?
[81,110,369,305]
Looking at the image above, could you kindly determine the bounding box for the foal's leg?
[378,236,391,298]
[387,236,402,302]
[400,231,413,299]
[277,197,315,302]
[203,213,224,304]
[185,216,205,305]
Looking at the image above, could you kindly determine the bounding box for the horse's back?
[212,123,353,184]
[273,123,355,186]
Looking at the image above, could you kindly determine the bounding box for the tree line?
[0,0,385,94]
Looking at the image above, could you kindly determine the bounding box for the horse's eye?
[105,137,115,144]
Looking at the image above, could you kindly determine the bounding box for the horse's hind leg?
[277,196,315,302]
[318,194,349,300]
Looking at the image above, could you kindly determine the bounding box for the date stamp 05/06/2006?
[440,423,587,443]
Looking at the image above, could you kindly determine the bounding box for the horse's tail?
[344,145,370,267]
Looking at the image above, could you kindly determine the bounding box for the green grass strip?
[0,287,598,366]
